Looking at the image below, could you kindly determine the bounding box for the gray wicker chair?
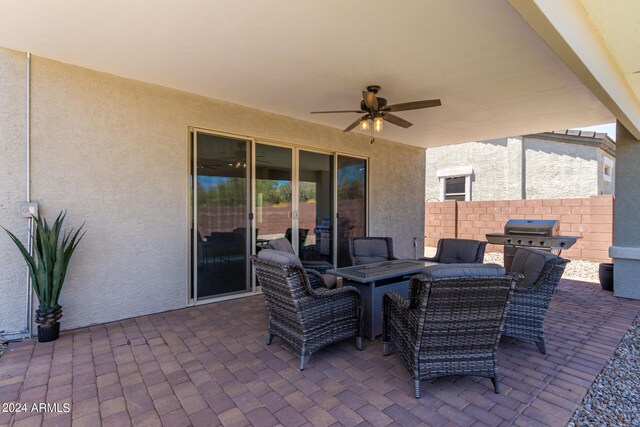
[503,247,569,354]
[421,238,487,264]
[251,249,363,370]
[383,263,517,397]
[348,237,397,266]
[265,237,336,288]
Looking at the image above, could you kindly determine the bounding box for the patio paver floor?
[1,278,638,427]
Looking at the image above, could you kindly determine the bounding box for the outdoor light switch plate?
[19,202,38,218]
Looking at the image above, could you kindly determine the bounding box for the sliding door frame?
[186,126,369,307]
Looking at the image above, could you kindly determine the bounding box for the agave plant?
[3,212,85,327]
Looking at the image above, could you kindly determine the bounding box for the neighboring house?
[426,130,616,201]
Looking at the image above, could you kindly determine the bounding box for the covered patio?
[1,278,638,426]
[1,1,640,425]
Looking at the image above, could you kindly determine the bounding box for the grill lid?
[504,219,559,236]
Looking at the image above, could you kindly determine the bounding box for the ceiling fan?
[311,85,441,134]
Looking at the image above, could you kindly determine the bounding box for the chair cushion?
[510,248,557,286]
[439,239,482,263]
[322,274,337,289]
[353,239,389,264]
[423,263,505,279]
[266,238,295,254]
[257,249,302,266]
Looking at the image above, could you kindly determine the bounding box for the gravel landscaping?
[568,315,640,426]
[483,252,600,283]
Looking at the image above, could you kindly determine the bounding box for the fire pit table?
[326,259,436,340]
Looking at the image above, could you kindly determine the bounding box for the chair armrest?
[302,260,334,274]
[305,268,325,290]
[383,291,420,343]
[383,291,410,311]
[300,286,363,335]
[310,285,361,301]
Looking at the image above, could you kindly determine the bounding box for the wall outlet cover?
[19,202,38,218]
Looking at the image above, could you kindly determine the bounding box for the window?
[437,167,472,201]
[602,156,613,183]
[444,176,466,201]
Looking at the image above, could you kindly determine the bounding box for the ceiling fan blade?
[382,113,413,128]
[384,99,441,112]
[362,91,379,109]
[343,115,368,132]
[310,110,364,114]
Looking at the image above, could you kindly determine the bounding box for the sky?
[570,122,616,140]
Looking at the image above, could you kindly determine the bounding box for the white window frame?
[602,156,613,183]
[437,167,473,201]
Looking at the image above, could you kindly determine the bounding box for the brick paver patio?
[1,278,638,427]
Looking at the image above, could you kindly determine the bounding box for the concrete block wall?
[425,195,613,262]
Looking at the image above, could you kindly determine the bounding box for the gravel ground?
[568,315,640,426]
[483,252,599,283]
[0,342,6,359]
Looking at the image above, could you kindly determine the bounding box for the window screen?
[445,176,466,201]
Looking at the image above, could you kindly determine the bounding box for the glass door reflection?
[192,132,250,300]
[337,155,367,267]
[255,144,293,253]
[298,150,334,264]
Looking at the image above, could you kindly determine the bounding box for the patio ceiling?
[0,0,630,147]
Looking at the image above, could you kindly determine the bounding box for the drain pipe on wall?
[25,52,34,338]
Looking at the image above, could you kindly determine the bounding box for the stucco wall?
[612,122,640,299]
[426,136,605,202]
[0,48,28,336]
[425,139,510,201]
[523,137,599,199]
[0,47,426,332]
[596,149,615,195]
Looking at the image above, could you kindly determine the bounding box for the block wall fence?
[425,195,614,263]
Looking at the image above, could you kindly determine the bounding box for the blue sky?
[571,122,616,140]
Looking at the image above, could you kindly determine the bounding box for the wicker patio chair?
[348,237,397,265]
[251,249,363,370]
[383,263,517,397]
[503,247,569,354]
[265,237,336,288]
[421,238,487,264]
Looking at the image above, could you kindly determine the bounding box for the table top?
[326,259,437,283]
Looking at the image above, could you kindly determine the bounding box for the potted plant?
[3,212,85,342]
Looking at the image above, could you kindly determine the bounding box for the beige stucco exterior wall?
[425,136,609,202]
[0,48,28,336]
[0,47,426,332]
[523,137,599,199]
[425,139,511,201]
[596,149,615,195]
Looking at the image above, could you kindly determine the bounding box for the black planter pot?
[599,263,614,291]
[37,322,60,343]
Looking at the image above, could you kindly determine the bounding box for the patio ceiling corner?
[510,0,640,139]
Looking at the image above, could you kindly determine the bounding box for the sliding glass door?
[298,150,335,263]
[192,131,251,300]
[337,155,367,267]
[255,144,293,251]
[190,131,368,301]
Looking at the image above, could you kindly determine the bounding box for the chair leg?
[267,333,274,345]
[535,338,547,354]
[382,341,390,356]
[491,377,500,394]
[355,337,363,351]
[414,379,421,399]
[299,354,310,371]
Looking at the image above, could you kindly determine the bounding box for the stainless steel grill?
[486,219,579,270]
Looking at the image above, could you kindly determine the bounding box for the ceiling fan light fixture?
[360,118,369,130]
[373,116,383,132]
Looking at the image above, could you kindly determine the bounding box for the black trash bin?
[599,263,614,291]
